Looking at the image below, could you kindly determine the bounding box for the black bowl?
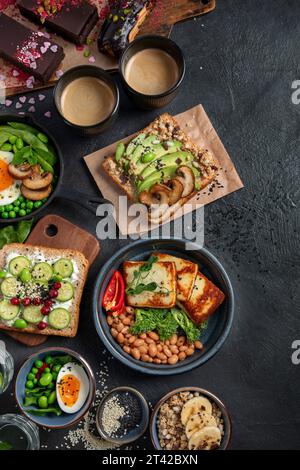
[0,113,63,225]
[119,35,185,110]
[93,239,234,376]
[54,65,120,136]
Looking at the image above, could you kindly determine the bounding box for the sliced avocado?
[125,133,146,157]
[139,151,193,182]
[134,140,182,176]
[130,135,159,164]
[137,165,178,193]
[115,142,125,162]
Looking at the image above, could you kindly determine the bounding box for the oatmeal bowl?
[150,387,232,451]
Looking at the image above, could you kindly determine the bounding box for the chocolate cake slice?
[98,0,153,57]
[17,0,98,45]
[0,13,65,83]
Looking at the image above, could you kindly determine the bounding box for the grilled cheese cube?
[123,261,176,308]
[154,253,198,301]
[179,273,225,325]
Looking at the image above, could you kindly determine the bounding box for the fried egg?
[0,151,21,206]
[56,363,90,414]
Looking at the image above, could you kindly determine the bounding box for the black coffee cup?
[54,65,119,136]
[119,35,185,110]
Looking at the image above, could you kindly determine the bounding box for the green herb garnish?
[0,219,33,249]
[126,256,159,296]
[0,441,13,450]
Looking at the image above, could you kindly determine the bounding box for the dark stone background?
[0,0,300,450]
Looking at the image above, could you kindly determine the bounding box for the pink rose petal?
[19,96,26,103]
[16,102,22,109]
[88,56,96,63]
[30,62,37,70]
[28,97,35,104]
[28,106,35,113]
[44,111,51,118]
[55,69,63,79]
[5,100,12,107]
[44,41,51,48]
[38,94,46,101]
[12,69,19,77]
[50,45,58,53]
[40,46,47,54]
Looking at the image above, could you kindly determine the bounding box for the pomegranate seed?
[33,298,41,306]
[22,297,31,306]
[41,306,50,315]
[44,299,53,308]
[10,297,20,306]
[49,289,58,298]
[37,321,47,330]
[53,282,61,290]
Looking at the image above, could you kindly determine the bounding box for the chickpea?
[153,358,161,364]
[123,346,131,354]
[148,331,159,341]
[145,338,155,344]
[194,340,203,350]
[117,332,125,344]
[133,339,145,347]
[141,354,150,362]
[111,328,118,338]
[179,345,188,352]
[170,345,179,354]
[148,344,157,357]
[116,323,124,332]
[186,348,195,356]
[139,333,147,339]
[168,355,179,365]
[107,316,114,326]
[170,335,178,345]
[157,344,163,352]
[148,357,153,363]
[131,348,141,360]
[139,345,148,355]
[178,351,186,361]
[163,347,172,358]
[128,336,136,344]
[157,352,167,361]
[121,326,129,334]
[122,317,131,325]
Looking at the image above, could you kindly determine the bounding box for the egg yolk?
[58,374,80,408]
[0,160,13,191]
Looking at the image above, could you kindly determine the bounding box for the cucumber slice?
[32,262,53,282]
[9,256,30,276]
[0,299,19,321]
[48,308,70,330]
[0,277,19,297]
[53,259,73,278]
[57,281,74,302]
[23,305,43,324]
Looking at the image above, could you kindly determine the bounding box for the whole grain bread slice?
[102,113,219,208]
[0,243,89,337]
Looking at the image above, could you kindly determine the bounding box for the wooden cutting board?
[4,0,216,96]
[7,215,100,346]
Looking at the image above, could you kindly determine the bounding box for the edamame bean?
[14,319,28,329]
[39,373,53,387]
[44,367,50,373]
[51,372,58,381]
[1,143,12,151]
[26,380,34,389]
[16,138,24,150]
[0,271,6,278]
[48,391,56,405]
[9,135,17,144]
[27,373,35,381]
[45,355,53,365]
[38,396,48,409]
[20,268,31,283]
[35,360,43,369]
[31,367,38,375]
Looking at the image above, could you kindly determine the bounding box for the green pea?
[1,143,12,152]
[48,391,57,405]
[26,201,34,209]
[20,268,32,283]
[37,133,48,144]
[14,207,19,213]
[8,211,16,218]
[33,201,42,208]
[0,270,6,279]
[35,360,43,369]
[1,212,8,219]
[44,367,50,373]
[39,372,53,387]
[27,373,35,381]
[20,202,26,209]
[26,208,32,215]
[6,204,13,211]
[18,196,25,203]
[31,367,38,375]
[26,380,34,389]
[8,135,17,144]
[33,378,38,384]
[45,355,53,365]
[38,396,48,409]
[16,138,24,150]
[13,199,21,207]
[0,207,4,213]
[14,319,28,329]
[19,209,26,217]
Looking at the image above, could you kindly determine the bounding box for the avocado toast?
[0,244,88,337]
[102,114,219,222]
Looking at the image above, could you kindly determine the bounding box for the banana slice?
[185,412,217,439]
[188,426,221,450]
[181,396,213,425]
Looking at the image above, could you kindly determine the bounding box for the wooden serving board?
[2,0,216,97]
[7,214,100,346]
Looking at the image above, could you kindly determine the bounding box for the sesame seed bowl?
[15,347,96,429]
[150,387,232,451]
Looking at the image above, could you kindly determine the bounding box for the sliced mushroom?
[139,190,160,207]
[139,184,170,220]
[8,163,32,180]
[23,167,53,190]
[21,184,52,201]
[167,179,184,205]
[175,166,195,198]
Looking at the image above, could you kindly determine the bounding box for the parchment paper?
[84,104,244,235]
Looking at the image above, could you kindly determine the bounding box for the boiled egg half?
[56,362,90,414]
[0,151,21,206]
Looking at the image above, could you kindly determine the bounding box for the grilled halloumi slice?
[154,253,198,301]
[123,261,176,308]
[179,273,225,325]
